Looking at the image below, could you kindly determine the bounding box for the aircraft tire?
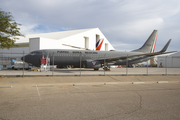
[94,68,99,71]
[104,67,110,71]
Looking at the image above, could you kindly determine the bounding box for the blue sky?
[1,0,180,52]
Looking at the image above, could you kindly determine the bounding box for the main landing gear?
[93,67,110,71]
[103,67,111,71]
[94,68,99,71]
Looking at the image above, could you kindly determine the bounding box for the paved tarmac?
[0,76,180,120]
[0,68,180,76]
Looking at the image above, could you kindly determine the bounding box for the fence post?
[2,51,3,69]
[126,55,128,76]
[23,51,25,77]
[52,53,54,76]
[80,52,81,76]
[104,54,106,76]
[165,56,167,75]
[147,60,148,75]
[172,56,173,68]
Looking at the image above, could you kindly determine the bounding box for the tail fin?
[96,38,104,50]
[132,30,158,53]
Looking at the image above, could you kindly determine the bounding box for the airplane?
[22,30,175,70]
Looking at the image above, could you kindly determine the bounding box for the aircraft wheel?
[94,68,99,71]
[104,67,110,71]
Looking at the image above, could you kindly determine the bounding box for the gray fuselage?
[24,49,153,68]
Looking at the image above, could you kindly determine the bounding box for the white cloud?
[1,0,180,51]
[119,18,164,38]
[19,24,38,35]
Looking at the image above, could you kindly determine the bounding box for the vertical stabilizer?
[132,30,158,53]
[96,38,104,50]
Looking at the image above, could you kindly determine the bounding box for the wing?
[96,51,176,63]
[96,39,175,63]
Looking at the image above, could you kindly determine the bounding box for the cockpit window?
[30,52,35,55]
[30,51,42,55]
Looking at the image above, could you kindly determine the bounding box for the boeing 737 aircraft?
[22,30,174,70]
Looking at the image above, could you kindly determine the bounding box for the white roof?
[15,28,97,44]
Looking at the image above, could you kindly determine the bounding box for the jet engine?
[83,60,102,69]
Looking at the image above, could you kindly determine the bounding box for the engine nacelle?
[83,60,101,68]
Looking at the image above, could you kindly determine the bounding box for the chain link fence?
[0,52,180,77]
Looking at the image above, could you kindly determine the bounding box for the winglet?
[160,39,171,52]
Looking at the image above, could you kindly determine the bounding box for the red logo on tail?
[96,39,104,51]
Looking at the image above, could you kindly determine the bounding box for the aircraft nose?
[21,55,26,61]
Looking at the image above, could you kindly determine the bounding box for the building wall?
[157,55,180,68]
[0,47,29,66]
[29,38,40,52]
[29,28,115,52]
[60,28,114,51]
[0,47,29,58]
[57,29,96,50]
[172,57,180,68]
[39,37,71,50]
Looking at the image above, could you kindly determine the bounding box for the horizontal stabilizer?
[160,39,171,52]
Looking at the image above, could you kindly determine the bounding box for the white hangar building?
[157,52,180,68]
[0,28,115,66]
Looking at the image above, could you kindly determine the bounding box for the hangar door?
[105,43,108,51]
[84,37,89,49]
